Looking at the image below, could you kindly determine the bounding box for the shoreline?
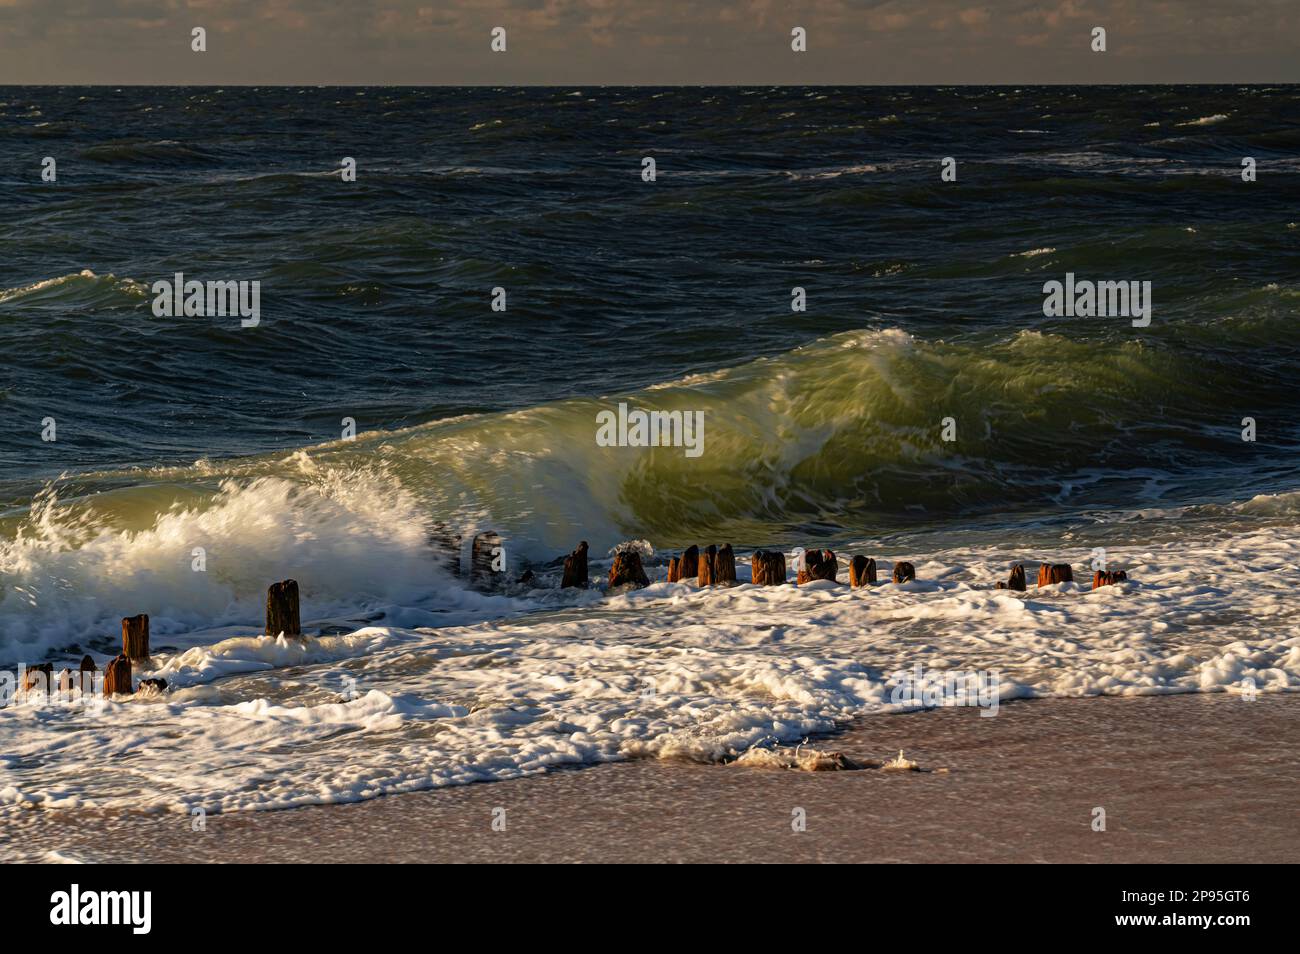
[6,691,1297,863]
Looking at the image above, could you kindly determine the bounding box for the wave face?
[1,83,1299,655]
[2,85,1298,490]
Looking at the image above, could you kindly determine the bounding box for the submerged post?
[751,550,786,585]
[1092,569,1127,589]
[680,545,700,582]
[996,564,1027,591]
[104,655,133,696]
[892,561,916,584]
[1037,563,1073,587]
[266,579,302,637]
[122,614,150,662]
[608,549,649,590]
[699,544,718,586]
[849,556,877,587]
[561,541,589,589]
[797,549,838,584]
[471,531,502,589]
[713,544,737,586]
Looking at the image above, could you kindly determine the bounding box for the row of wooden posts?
[20,580,303,698]
[553,539,1129,593]
[23,547,1127,697]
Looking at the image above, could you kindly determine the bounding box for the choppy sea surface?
[1,87,1298,818]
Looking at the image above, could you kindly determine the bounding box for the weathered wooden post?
[608,549,649,590]
[797,549,838,584]
[699,544,718,586]
[667,556,681,583]
[78,655,97,695]
[849,556,877,587]
[561,540,589,588]
[122,614,150,662]
[892,561,916,584]
[471,531,502,589]
[104,655,133,696]
[713,544,737,585]
[680,545,700,581]
[1037,563,1073,587]
[22,662,53,693]
[751,550,786,585]
[1092,569,1127,589]
[266,579,301,637]
[996,564,1027,591]
[429,522,463,576]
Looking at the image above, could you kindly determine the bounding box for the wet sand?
[7,692,1298,863]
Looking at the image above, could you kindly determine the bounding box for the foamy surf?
[1,521,1296,816]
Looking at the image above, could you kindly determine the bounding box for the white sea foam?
[1,521,1296,822]
[0,470,523,663]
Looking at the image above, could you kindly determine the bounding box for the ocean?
[1,85,1298,817]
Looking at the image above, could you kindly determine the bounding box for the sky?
[0,0,1296,85]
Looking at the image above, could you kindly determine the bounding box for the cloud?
[0,0,1295,83]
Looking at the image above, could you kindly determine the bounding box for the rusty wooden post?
[680,545,700,581]
[1037,563,1073,587]
[266,579,301,637]
[699,544,718,586]
[22,662,53,694]
[751,550,786,585]
[561,540,589,589]
[849,556,877,587]
[892,561,916,584]
[713,544,737,585]
[103,655,133,696]
[122,614,150,662]
[608,550,649,590]
[667,556,681,582]
[797,549,838,584]
[1092,569,1127,589]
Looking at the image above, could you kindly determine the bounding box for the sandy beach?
[7,692,1296,864]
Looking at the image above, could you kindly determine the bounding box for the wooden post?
[1008,564,1027,591]
[608,550,650,590]
[849,556,877,587]
[996,564,1027,591]
[1037,563,1073,587]
[104,655,133,696]
[751,550,786,585]
[667,556,681,583]
[122,614,150,662]
[699,544,718,586]
[22,663,53,693]
[1092,569,1127,589]
[713,544,737,585]
[797,549,838,584]
[79,655,98,695]
[429,522,463,576]
[470,531,502,589]
[680,545,700,581]
[561,541,589,589]
[892,561,916,584]
[266,579,301,637]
